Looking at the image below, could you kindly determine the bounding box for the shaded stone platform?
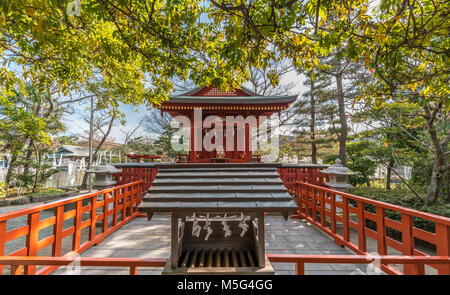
[52,215,369,275]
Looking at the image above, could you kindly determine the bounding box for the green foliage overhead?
[1,1,448,109]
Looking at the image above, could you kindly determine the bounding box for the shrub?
[0,182,7,199]
[347,187,450,234]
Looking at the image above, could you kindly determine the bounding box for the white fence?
[0,168,85,189]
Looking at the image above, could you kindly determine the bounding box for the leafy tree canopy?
[1,1,448,110]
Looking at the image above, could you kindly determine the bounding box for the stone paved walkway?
[52,214,369,275]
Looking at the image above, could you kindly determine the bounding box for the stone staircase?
[140,164,297,216]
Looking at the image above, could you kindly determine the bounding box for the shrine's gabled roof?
[165,95,297,105]
[164,85,297,105]
[179,85,260,97]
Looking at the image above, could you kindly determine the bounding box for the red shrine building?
[154,85,297,163]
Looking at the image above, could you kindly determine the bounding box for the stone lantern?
[321,159,355,212]
[321,158,354,193]
[85,154,122,191]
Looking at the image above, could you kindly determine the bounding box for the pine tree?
[292,70,339,163]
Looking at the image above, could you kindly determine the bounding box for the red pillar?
[190,116,197,163]
[245,122,251,162]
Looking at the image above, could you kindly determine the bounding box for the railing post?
[52,206,64,257]
[89,196,97,241]
[297,183,302,215]
[304,186,310,219]
[435,223,450,274]
[357,201,367,252]
[291,182,301,219]
[10,264,23,275]
[130,266,138,275]
[129,185,135,215]
[312,168,317,184]
[320,190,326,227]
[376,207,387,255]
[136,182,142,211]
[402,214,425,275]
[113,189,119,226]
[0,220,6,275]
[330,193,337,234]
[103,192,109,233]
[342,197,350,242]
[295,261,305,275]
[24,212,40,275]
[122,187,127,222]
[72,200,82,251]
[311,188,317,222]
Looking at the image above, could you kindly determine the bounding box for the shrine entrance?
[154,85,297,163]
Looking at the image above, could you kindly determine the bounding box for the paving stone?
[320,249,353,255]
[293,249,323,255]
[61,215,374,275]
[305,242,345,250]
[272,262,295,271]
[266,249,296,254]
[81,248,115,258]
[305,263,334,271]
[330,263,368,271]
[274,270,291,275]
[305,270,363,275]
[111,249,169,258]
[138,269,164,275]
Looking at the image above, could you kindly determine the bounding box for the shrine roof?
[165,95,297,105]
[179,85,260,97]
[160,85,297,105]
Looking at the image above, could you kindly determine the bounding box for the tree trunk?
[386,159,394,190]
[22,139,34,177]
[426,155,443,204]
[424,103,447,205]
[32,147,41,193]
[5,154,18,184]
[336,71,347,165]
[81,112,116,189]
[82,96,95,189]
[310,78,317,164]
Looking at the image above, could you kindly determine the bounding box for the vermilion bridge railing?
[0,254,448,275]
[0,181,142,275]
[293,182,450,275]
[1,164,449,275]
[114,165,158,193]
[277,166,329,193]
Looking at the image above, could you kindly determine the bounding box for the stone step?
[139,200,297,213]
[143,192,293,202]
[148,184,287,194]
[152,178,283,186]
[155,163,280,169]
[157,168,278,173]
[139,164,297,216]
[155,172,279,181]
[155,173,280,179]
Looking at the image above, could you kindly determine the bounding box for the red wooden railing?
[0,181,143,275]
[114,165,158,193]
[0,256,167,275]
[293,182,450,275]
[268,254,450,275]
[1,254,448,275]
[277,166,329,193]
